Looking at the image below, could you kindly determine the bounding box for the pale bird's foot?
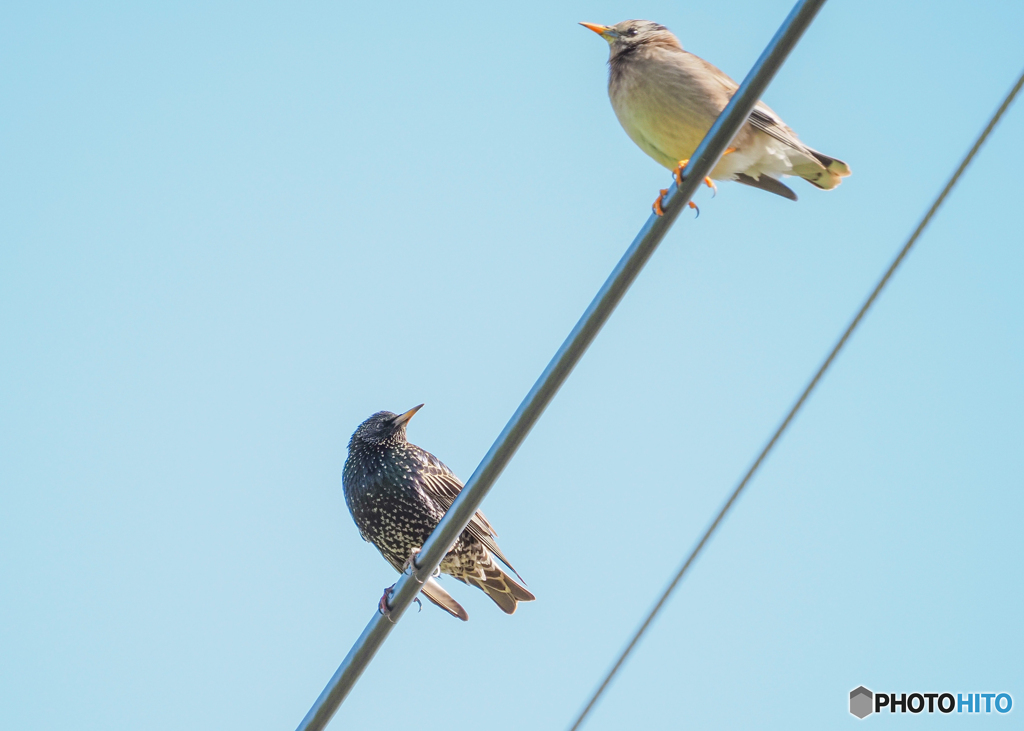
[710,147,738,198]
[673,159,717,197]
[653,188,668,217]
[705,146,738,194]
[653,189,700,218]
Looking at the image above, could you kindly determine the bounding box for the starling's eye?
[626,27,639,37]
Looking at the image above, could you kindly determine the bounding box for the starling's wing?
[417,451,526,582]
[422,577,469,621]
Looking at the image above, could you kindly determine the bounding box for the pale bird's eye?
[627,27,638,37]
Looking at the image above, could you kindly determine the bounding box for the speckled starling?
[343,405,535,621]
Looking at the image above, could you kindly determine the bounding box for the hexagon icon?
[850,686,873,719]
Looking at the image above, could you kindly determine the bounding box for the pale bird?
[581,20,850,214]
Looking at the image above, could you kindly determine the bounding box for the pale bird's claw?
[675,158,716,199]
[654,190,699,218]
[653,188,668,217]
[414,597,423,612]
[673,159,689,188]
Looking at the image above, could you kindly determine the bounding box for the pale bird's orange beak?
[579,22,611,36]
[393,404,424,427]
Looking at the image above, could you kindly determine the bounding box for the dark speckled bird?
[343,405,535,620]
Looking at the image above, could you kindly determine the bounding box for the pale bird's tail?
[794,149,852,190]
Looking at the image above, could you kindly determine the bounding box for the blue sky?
[2,1,1022,728]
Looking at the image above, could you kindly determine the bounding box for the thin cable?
[567,67,1024,731]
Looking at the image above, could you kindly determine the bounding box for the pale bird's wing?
[747,107,820,161]
[734,172,798,200]
[691,53,820,162]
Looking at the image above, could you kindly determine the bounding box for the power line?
[566,66,1024,731]
[292,2,830,729]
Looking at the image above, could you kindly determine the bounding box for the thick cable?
[293,2,831,729]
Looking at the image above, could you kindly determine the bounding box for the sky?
[2,1,1022,729]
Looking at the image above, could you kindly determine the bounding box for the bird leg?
[374,548,427,618]
[652,188,699,218]
[673,148,737,199]
[402,547,440,577]
[402,550,419,572]
[656,152,728,216]
[378,583,423,616]
[653,188,669,216]
[674,159,717,197]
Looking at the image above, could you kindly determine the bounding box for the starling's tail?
[460,553,536,615]
[422,577,469,621]
[792,149,851,190]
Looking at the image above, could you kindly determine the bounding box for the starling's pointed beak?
[580,22,615,39]
[393,404,424,427]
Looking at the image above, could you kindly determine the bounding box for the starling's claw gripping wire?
[378,586,395,618]
[402,549,429,611]
[405,548,439,580]
[378,585,421,620]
